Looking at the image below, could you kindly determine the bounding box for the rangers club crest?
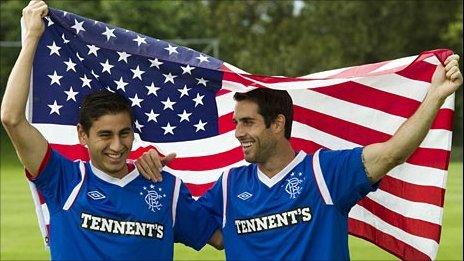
[283,172,304,199]
[140,185,166,212]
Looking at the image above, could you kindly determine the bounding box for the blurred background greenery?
[1,0,462,260]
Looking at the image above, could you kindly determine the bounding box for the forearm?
[363,90,447,183]
[1,36,40,126]
[386,90,445,162]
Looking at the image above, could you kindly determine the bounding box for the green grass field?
[1,135,462,260]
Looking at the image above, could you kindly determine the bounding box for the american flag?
[27,8,453,260]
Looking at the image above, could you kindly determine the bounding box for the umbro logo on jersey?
[87,191,106,200]
[237,192,253,200]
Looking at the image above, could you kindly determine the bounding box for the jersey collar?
[257,151,306,188]
[90,162,139,187]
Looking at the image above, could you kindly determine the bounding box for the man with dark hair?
[1,1,221,259]
[233,88,293,139]
[138,57,462,259]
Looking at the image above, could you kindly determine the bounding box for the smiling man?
[0,1,221,259]
[138,53,462,259]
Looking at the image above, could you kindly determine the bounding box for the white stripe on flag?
[387,163,447,189]
[369,55,417,73]
[367,190,443,224]
[349,204,438,260]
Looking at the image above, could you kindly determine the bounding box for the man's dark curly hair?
[78,90,133,134]
[233,88,293,139]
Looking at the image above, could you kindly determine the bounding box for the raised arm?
[1,0,49,177]
[363,54,462,183]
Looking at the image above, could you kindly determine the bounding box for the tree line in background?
[1,0,462,147]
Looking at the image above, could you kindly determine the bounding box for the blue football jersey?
[30,148,217,260]
[199,147,377,260]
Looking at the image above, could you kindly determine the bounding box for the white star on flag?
[80,74,92,89]
[161,122,176,135]
[149,58,163,69]
[181,64,195,75]
[100,59,114,74]
[129,94,144,108]
[177,110,192,122]
[47,71,62,86]
[145,83,160,96]
[114,77,128,92]
[196,77,208,86]
[117,51,131,63]
[178,85,191,98]
[134,120,144,132]
[91,70,100,79]
[131,66,145,80]
[61,34,70,44]
[145,110,159,122]
[64,58,77,72]
[193,93,204,107]
[194,119,207,132]
[47,100,63,115]
[87,45,100,56]
[196,54,209,63]
[64,87,78,101]
[161,97,176,110]
[163,73,177,84]
[76,52,84,62]
[133,35,147,46]
[44,16,54,26]
[164,44,179,55]
[102,26,116,41]
[47,41,61,56]
[71,19,85,34]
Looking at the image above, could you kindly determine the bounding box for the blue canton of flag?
[32,8,223,142]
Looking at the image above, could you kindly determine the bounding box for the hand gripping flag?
[26,8,454,260]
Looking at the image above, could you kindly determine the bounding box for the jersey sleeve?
[27,147,83,214]
[173,181,219,250]
[197,174,225,227]
[317,147,378,213]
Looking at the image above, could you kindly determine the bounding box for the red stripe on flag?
[313,82,422,119]
[349,218,431,260]
[218,113,234,134]
[397,60,438,83]
[130,145,162,159]
[357,198,442,242]
[293,106,391,145]
[432,109,454,130]
[293,106,450,170]
[216,89,231,96]
[379,176,445,207]
[289,137,323,154]
[50,144,89,161]
[223,71,262,87]
[167,147,244,171]
[185,181,216,197]
[407,148,450,170]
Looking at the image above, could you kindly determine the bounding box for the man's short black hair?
[79,90,133,134]
[233,88,293,139]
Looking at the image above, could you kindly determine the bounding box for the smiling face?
[233,100,278,163]
[78,112,134,178]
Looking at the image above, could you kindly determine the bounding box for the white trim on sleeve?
[222,170,229,228]
[312,150,334,205]
[63,161,86,210]
[172,177,181,227]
